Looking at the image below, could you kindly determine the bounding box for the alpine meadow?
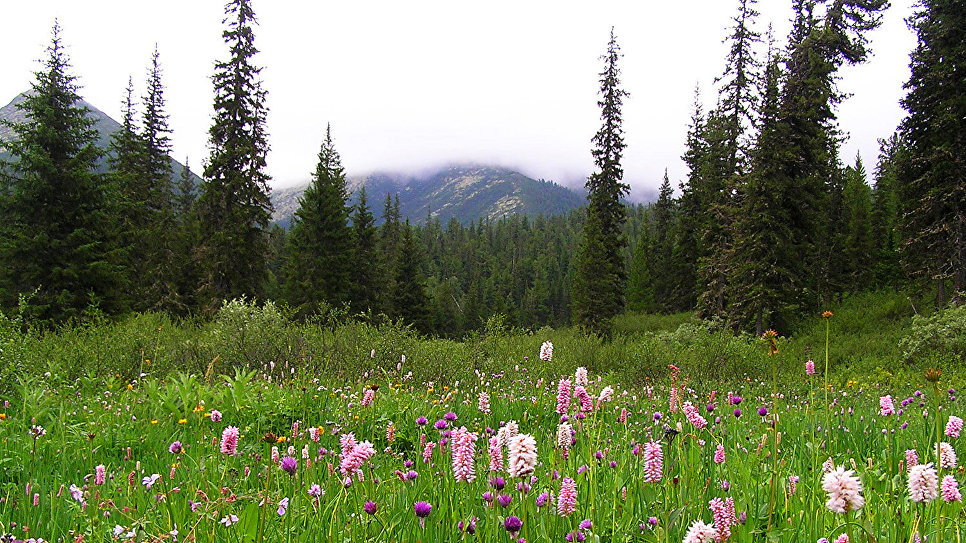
[0,1,964,542]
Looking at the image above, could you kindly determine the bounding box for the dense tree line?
[1,0,961,337]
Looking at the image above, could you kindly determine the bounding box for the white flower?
[219,514,239,527]
[822,466,865,514]
[682,519,719,543]
[142,473,160,490]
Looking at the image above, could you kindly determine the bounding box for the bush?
[900,302,966,365]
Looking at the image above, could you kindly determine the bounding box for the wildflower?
[557,422,573,453]
[834,535,850,543]
[414,501,432,528]
[574,385,593,412]
[758,407,768,417]
[805,360,816,375]
[386,422,396,443]
[535,491,549,508]
[908,463,938,503]
[925,368,941,383]
[459,516,478,534]
[879,396,895,417]
[30,425,46,438]
[598,386,614,404]
[507,434,537,478]
[169,441,183,454]
[946,416,963,438]
[451,427,478,483]
[644,441,663,483]
[937,442,958,469]
[822,466,865,514]
[142,474,160,491]
[788,475,799,496]
[505,516,523,535]
[308,484,322,498]
[498,493,513,507]
[95,465,106,485]
[280,456,297,476]
[434,419,448,431]
[558,477,577,516]
[905,449,919,471]
[277,497,289,516]
[822,310,833,319]
[361,389,375,407]
[178,418,187,424]
[219,514,239,527]
[684,402,708,430]
[714,444,726,465]
[575,367,588,386]
[220,426,239,456]
[556,379,572,415]
[478,392,490,413]
[709,497,737,542]
[69,484,84,504]
[539,341,553,362]
[423,441,436,463]
[488,437,504,472]
[941,475,961,502]
[361,500,377,515]
[682,519,718,543]
[340,440,376,480]
[416,416,428,426]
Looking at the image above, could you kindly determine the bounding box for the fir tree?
[0,22,125,323]
[899,0,966,304]
[626,210,654,313]
[349,186,383,313]
[670,88,706,311]
[842,153,874,292]
[572,28,630,333]
[870,135,904,286]
[715,0,762,170]
[282,124,353,316]
[393,221,431,332]
[650,172,676,311]
[197,0,273,310]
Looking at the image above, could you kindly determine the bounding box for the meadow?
[0,291,964,542]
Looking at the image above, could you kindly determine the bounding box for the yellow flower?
[204,412,211,418]
[0,413,6,421]
[127,384,133,390]
[151,420,158,425]
[193,405,204,413]
[317,426,325,435]
[276,436,286,443]
[178,418,187,424]
[822,310,834,319]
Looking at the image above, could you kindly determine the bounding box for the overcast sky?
[2,1,916,200]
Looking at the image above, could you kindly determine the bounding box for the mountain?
[272,165,586,228]
[0,92,201,185]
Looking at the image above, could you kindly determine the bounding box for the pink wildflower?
[805,360,816,375]
[339,440,376,480]
[556,379,572,415]
[340,433,358,458]
[598,385,614,404]
[574,367,588,387]
[557,477,577,516]
[210,410,222,422]
[478,392,490,413]
[682,520,718,543]
[539,341,553,362]
[507,434,537,478]
[220,426,239,456]
[684,402,708,430]
[879,396,895,417]
[822,466,865,514]
[95,465,106,485]
[361,388,375,407]
[937,442,957,469]
[574,385,593,412]
[708,497,737,542]
[941,475,961,502]
[488,437,504,472]
[271,446,280,465]
[451,427,478,483]
[309,426,321,442]
[423,441,436,463]
[946,416,963,438]
[714,444,726,465]
[644,441,663,483]
[788,475,799,496]
[670,387,680,413]
[834,535,849,543]
[906,449,919,471]
[908,463,938,502]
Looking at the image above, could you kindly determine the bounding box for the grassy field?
[0,290,963,542]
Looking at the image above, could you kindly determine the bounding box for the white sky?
[2,0,916,200]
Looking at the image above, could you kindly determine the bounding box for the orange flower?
[0,413,6,421]
[822,310,834,319]
[178,418,187,424]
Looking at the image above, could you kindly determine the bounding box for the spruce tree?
[650,172,676,311]
[572,28,630,333]
[626,211,654,313]
[842,153,874,292]
[670,88,705,311]
[393,221,431,332]
[0,22,125,323]
[715,0,762,170]
[870,135,904,287]
[899,0,966,304]
[282,124,353,316]
[197,0,273,310]
[349,186,384,313]
[109,77,145,313]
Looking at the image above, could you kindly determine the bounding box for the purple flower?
[169,441,183,454]
[277,497,289,516]
[434,419,448,430]
[364,500,378,515]
[280,456,297,476]
[648,517,658,526]
[491,476,506,490]
[498,494,512,508]
[706,403,715,413]
[579,519,593,530]
[536,492,549,507]
[416,416,428,426]
[653,412,662,421]
[406,470,418,480]
[505,516,523,534]
[758,407,768,417]
[734,408,742,418]
[731,396,743,405]
[414,501,432,518]
[482,491,494,502]
[444,412,458,421]
[459,517,478,534]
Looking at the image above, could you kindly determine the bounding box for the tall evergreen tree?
[0,22,125,323]
[842,153,874,292]
[197,0,273,310]
[109,77,145,313]
[627,210,655,313]
[282,124,353,316]
[572,28,630,333]
[899,0,966,304]
[870,135,904,286]
[349,186,384,313]
[650,172,676,311]
[670,88,706,311]
[716,0,762,170]
[393,221,431,332]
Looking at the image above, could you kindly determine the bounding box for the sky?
[2,1,917,200]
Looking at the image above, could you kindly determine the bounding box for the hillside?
[272,165,585,227]
[0,92,200,185]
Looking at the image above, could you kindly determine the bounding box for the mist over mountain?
[271,164,588,228]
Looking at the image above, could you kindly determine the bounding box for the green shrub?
[900,302,966,365]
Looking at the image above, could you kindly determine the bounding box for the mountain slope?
[272,165,585,227]
[0,92,200,185]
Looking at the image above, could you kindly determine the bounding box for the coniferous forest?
[0,0,963,339]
